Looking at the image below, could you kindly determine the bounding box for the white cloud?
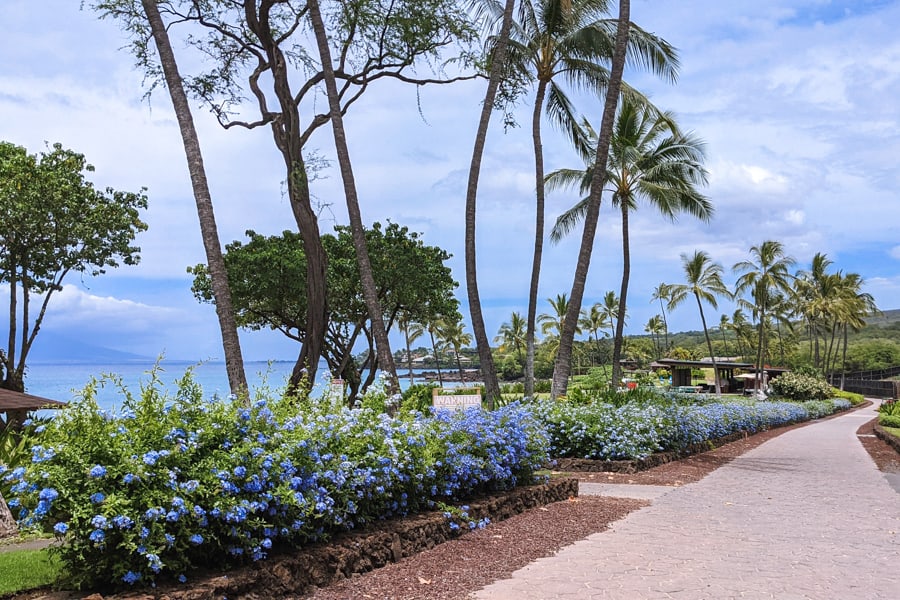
[890,246,900,261]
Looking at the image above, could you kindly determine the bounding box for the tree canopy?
[190,221,458,400]
[0,141,148,392]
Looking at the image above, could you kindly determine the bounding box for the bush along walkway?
[475,401,900,600]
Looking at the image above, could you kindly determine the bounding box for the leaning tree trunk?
[525,80,549,400]
[429,330,444,386]
[140,0,248,396]
[463,0,516,409]
[307,0,399,395]
[0,492,17,539]
[611,202,630,389]
[551,0,631,399]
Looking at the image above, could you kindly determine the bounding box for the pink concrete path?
[474,403,899,599]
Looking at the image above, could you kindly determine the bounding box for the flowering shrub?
[537,396,851,458]
[2,372,547,589]
[769,371,833,401]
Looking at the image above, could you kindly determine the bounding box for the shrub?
[830,388,865,406]
[769,371,832,401]
[879,414,900,428]
[3,372,548,589]
[878,399,900,416]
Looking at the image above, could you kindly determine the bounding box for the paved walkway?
[475,403,899,599]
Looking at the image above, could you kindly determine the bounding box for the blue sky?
[1,0,899,362]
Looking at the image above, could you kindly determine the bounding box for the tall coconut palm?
[425,316,448,387]
[548,98,711,388]
[578,302,610,366]
[718,313,730,357]
[493,0,678,400]
[645,314,665,359]
[650,282,672,353]
[598,291,621,342]
[733,240,796,392]
[834,272,877,387]
[398,314,425,386]
[668,250,730,395]
[795,252,834,367]
[307,0,398,393]
[463,0,517,409]
[494,311,528,366]
[731,309,751,359]
[137,0,247,396]
[439,319,474,382]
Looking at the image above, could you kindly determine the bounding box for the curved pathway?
[474,403,899,599]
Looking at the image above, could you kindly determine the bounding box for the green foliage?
[878,414,900,428]
[190,222,458,399]
[5,371,547,589]
[769,371,833,401]
[0,141,147,388]
[400,383,440,415]
[843,339,900,372]
[878,399,900,416]
[829,388,864,406]
[0,548,61,595]
[0,419,49,500]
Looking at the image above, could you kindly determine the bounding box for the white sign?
[330,378,345,397]
[432,388,482,410]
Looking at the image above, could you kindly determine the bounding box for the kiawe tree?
[93,0,477,389]
[0,142,148,393]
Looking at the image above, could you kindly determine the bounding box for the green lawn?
[0,547,61,595]
[883,425,900,440]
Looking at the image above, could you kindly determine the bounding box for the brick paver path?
[475,403,899,599]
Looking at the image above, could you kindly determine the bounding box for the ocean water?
[21,361,442,413]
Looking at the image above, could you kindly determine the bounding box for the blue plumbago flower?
[90,515,109,529]
[122,571,142,585]
[189,533,204,545]
[178,574,187,584]
[90,492,106,504]
[53,522,68,535]
[165,533,176,547]
[113,515,134,530]
[89,465,108,478]
[89,529,105,544]
[38,488,59,502]
[233,465,247,478]
[146,553,163,573]
[123,473,139,484]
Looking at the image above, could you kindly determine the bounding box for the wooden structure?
[651,358,755,393]
[0,388,66,430]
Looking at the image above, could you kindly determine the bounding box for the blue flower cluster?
[534,397,851,459]
[4,378,547,590]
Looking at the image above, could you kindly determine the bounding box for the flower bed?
[539,398,852,463]
[2,375,548,589]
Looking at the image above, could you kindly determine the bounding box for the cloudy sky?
[1,0,899,362]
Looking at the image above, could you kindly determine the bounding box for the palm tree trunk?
[659,299,669,353]
[551,0,631,399]
[463,0,516,409]
[140,0,247,396]
[404,328,415,386]
[695,292,721,395]
[525,80,549,400]
[756,310,766,393]
[840,323,848,390]
[611,202,629,389]
[0,491,17,538]
[429,329,444,386]
[307,0,398,395]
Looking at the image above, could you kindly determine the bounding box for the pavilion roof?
[0,388,67,412]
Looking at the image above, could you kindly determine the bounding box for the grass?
[883,425,900,440]
[0,547,62,595]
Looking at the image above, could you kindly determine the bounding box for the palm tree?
[307,0,398,393]
[650,282,672,353]
[718,313,730,357]
[598,291,621,343]
[834,272,877,387]
[494,311,528,366]
[668,250,730,395]
[495,0,678,401]
[548,98,711,388]
[551,1,684,399]
[398,314,425,386]
[731,309,751,359]
[137,0,247,396]
[463,0,517,409]
[439,319,474,382]
[733,241,796,392]
[795,252,834,368]
[425,317,447,387]
[578,302,610,365]
[645,314,665,359]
